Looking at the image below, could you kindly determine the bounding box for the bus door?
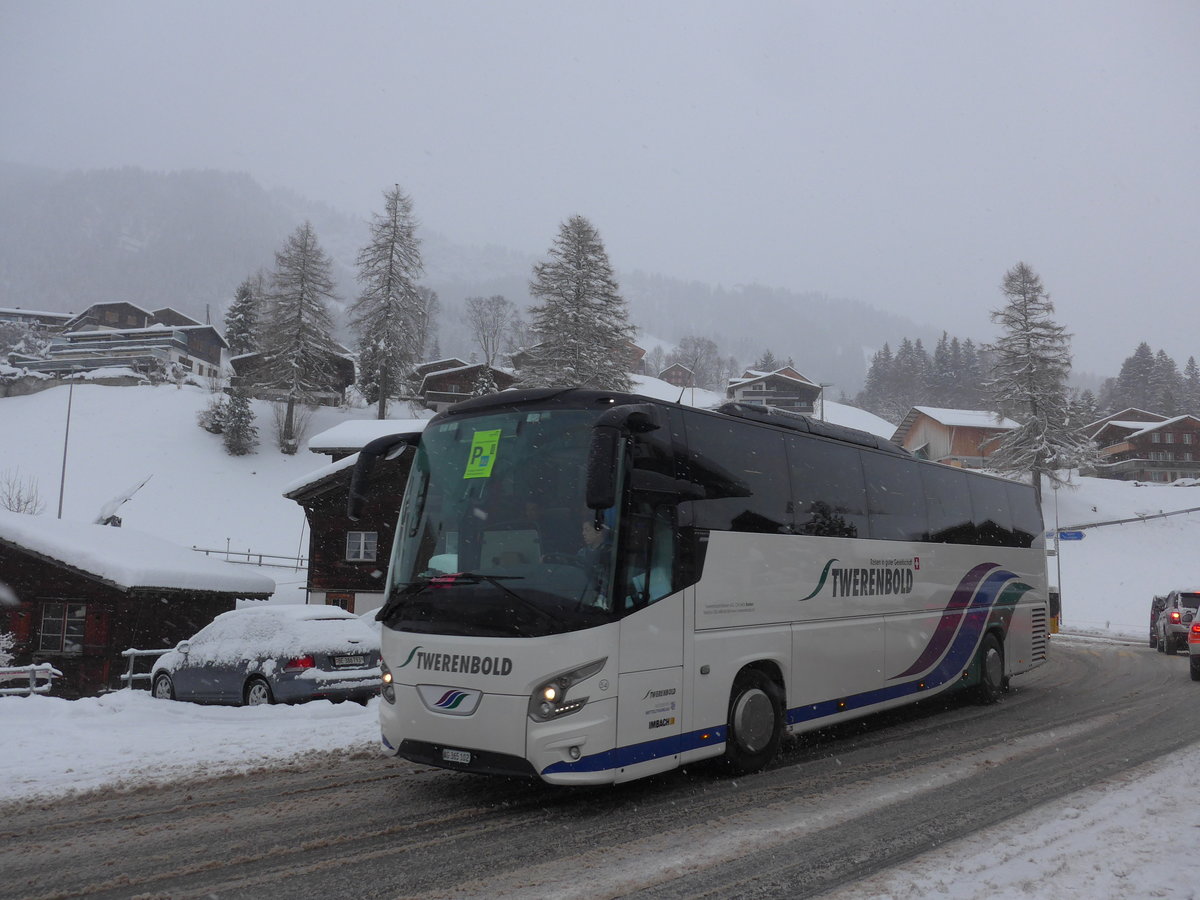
[613,501,684,782]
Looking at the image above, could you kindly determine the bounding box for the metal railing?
[119,647,176,690]
[0,663,63,696]
[191,546,307,570]
[1060,505,1200,532]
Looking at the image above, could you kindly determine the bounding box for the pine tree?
[222,383,258,455]
[753,349,781,372]
[930,332,955,407]
[258,221,341,452]
[1112,342,1157,412]
[223,277,261,358]
[350,186,424,419]
[1183,356,1200,413]
[985,262,1093,505]
[1151,349,1183,415]
[519,215,637,391]
[855,343,895,420]
[470,365,499,398]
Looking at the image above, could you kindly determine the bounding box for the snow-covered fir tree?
[1184,356,1200,413]
[258,221,341,452]
[350,186,424,419]
[985,261,1093,505]
[221,383,258,455]
[470,365,499,398]
[223,277,262,358]
[518,215,636,391]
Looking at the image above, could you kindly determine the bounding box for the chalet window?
[347,531,378,562]
[1152,434,1161,443]
[1184,434,1194,445]
[1164,433,1174,444]
[39,602,86,654]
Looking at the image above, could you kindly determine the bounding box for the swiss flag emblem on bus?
[914,557,920,571]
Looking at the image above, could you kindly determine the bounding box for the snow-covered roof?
[306,417,430,455]
[1110,415,1200,439]
[912,407,1020,429]
[728,369,819,389]
[0,509,275,596]
[282,453,360,497]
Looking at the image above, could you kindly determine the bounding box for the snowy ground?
[2,382,1200,897]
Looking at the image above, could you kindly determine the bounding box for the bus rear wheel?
[974,633,1007,704]
[722,669,784,775]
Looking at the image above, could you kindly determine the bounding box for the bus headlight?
[528,658,607,722]
[381,660,395,704]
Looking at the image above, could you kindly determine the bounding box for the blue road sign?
[1057,530,1085,541]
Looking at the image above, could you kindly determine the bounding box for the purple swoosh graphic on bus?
[891,562,998,678]
[926,570,1024,685]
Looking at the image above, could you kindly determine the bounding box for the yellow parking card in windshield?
[463,428,502,479]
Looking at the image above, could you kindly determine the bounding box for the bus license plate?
[442,748,471,765]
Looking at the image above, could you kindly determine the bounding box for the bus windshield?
[383,408,622,637]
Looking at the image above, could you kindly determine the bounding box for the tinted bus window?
[682,413,791,533]
[1005,481,1043,549]
[787,434,868,538]
[862,452,929,542]
[968,475,1016,547]
[920,463,976,544]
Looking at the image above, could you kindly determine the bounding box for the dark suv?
[1154,590,1200,654]
[1150,595,1168,648]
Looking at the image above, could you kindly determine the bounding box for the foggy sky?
[2,0,1197,376]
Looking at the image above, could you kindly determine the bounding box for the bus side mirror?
[348,432,421,520]
[585,404,662,510]
[586,425,620,510]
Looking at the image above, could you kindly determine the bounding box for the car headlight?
[527,658,606,722]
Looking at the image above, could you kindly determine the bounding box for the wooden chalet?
[416,363,516,411]
[658,363,695,388]
[725,367,821,414]
[285,418,429,614]
[230,346,356,405]
[1088,413,1200,483]
[0,511,274,697]
[20,301,227,380]
[891,406,1019,468]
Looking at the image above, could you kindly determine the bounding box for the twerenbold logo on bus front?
[397,645,514,677]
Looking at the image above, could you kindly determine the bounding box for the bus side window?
[968,476,1017,547]
[681,413,791,534]
[1005,481,1043,549]
[862,452,930,542]
[920,463,976,544]
[787,434,867,538]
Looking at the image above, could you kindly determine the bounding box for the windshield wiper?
[442,572,562,626]
[376,572,560,627]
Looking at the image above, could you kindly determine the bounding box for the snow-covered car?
[1154,590,1200,654]
[150,605,381,706]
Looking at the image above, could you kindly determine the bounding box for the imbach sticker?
[463,429,501,479]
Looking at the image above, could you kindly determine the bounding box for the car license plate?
[442,747,471,765]
[334,655,366,667]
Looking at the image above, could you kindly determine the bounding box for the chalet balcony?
[732,392,816,413]
[1091,456,1200,478]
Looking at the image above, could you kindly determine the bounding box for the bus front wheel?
[974,633,1007,704]
[722,669,784,774]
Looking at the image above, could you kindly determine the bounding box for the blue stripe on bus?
[542,568,1030,777]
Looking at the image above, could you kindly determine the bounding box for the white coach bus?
[352,388,1048,785]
